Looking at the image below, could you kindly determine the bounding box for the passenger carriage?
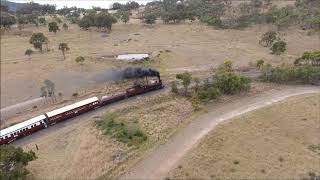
[45,97,100,125]
[0,115,47,145]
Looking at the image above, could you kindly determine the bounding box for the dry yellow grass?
[1,18,319,107]
[168,93,320,179]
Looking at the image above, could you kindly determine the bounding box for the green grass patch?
[96,112,147,146]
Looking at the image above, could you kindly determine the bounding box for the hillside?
[0,0,27,12]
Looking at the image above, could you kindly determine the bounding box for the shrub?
[39,17,46,25]
[25,49,33,60]
[233,160,240,165]
[215,72,251,94]
[171,81,178,94]
[62,23,68,30]
[197,87,221,102]
[25,49,33,56]
[200,15,222,27]
[176,72,192,96]
[75,56,85,64]
[217,60,234,74]
[256,59,265,69]
[270,40,286,55]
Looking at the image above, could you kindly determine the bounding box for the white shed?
[116,54,149,61]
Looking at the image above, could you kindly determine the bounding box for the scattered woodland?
[0,0,319,179]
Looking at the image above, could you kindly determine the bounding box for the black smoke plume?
[94,66,160,82]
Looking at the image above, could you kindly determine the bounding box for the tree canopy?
[58,43,70,60]
[48,21,59,33]
[29,33,48,52]
[0,145,37,180]
[78,12,117,30]
[16,2,56,15]
[260,31,278,47]
[0,12,16,28]
[111,1,139,10]
[41,79,55,97]
[139,0,319,30]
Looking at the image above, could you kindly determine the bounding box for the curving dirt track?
[121,86,320,180]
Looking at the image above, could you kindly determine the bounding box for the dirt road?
[121,86,320,180]
[0,97,45,120]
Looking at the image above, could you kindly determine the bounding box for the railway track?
[0,77,165,145]
[12,85,169,146]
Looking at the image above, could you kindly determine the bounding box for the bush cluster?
[215,72,251,94]
[193,71,250,103]
[261,64,320,84]
[96,112,147,146]
[78,12,117,30]
[173,62,251,104]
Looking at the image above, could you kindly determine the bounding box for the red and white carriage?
[0,115,47,145]
[45,97,100,124]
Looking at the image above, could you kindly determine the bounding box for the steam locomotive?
[0,78,164,145]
